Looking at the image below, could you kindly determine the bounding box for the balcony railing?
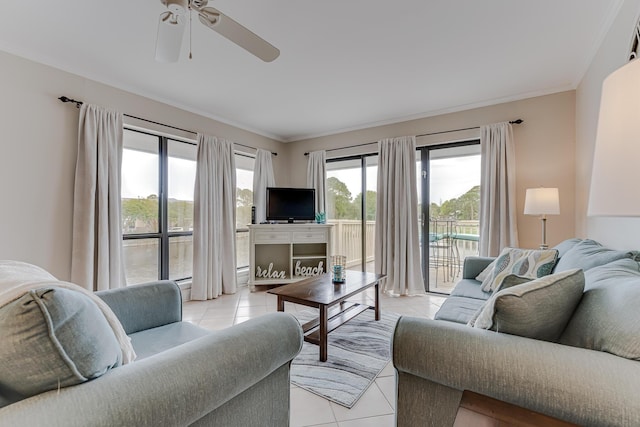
[328,218,480,273]
[123,219,480,287]
[327,220,375,268]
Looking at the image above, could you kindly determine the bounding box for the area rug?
[290,309,400,408]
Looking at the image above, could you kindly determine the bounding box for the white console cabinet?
[248,224,333,286]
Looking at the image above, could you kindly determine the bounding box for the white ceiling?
[0,1,622,142]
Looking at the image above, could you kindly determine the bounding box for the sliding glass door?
[326,155,378,272]
[418,141,481,294]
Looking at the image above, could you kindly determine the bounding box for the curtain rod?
[303,119,523,156]
[58,96,277,156]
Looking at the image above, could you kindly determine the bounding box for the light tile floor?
[183,285,446,427]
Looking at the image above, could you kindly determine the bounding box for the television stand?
[248,224,333,287]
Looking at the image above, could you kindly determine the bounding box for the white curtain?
[375,136,424,296]
[71,104,126,291]
[252,149,275,224]
[306,150,327,215]
[479,122,519,257]
[191,134,237,300]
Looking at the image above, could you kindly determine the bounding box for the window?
[418,141,481,294]
[326,155,378,272]
[121,129,196,284]
[121,128,256,283]
[235,154,255,269]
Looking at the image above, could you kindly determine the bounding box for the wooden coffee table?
[268,270,385,361]
[453,391,579,426]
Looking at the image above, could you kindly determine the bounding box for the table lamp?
[524,187,560,249]
[588,58,640,217]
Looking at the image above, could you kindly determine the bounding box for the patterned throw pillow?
[475,260,496,283]
[480,247,559,292]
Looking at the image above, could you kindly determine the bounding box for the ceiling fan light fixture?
[162,0,188,15]
[160,11,179,25]
[156,9,186,62]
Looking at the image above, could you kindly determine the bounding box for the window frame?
[326,153,378,272]
[418,139,481,294]
[234,151,256,270]
[122,128,258,281]
[122,128,195,282]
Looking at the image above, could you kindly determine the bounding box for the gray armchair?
[0,281,303,427]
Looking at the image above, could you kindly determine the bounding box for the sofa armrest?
[462,256,495,279]
[96,280,182,334]
[393,316,640,426]
[0,312,303,427]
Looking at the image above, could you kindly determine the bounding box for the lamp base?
[539,217,548,251]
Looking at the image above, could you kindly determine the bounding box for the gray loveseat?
[392,238,640,426]
[0,273,303,427]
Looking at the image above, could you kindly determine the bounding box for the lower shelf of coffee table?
[301,302,372,345]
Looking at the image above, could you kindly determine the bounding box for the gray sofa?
[0,279,303,427]
[392,238,640,426]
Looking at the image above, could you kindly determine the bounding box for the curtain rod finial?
[59,96,83,108]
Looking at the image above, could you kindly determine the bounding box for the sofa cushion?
[560,258,640,360]
[479,247,559,292]
[433,296,486,324]
[472,269,585,342]
[553,239,634,273]
[449,278,493,301]
[552,238,584,259]
[0,287,122,404]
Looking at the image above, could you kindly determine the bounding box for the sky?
[122,148,480,204]
[428,155,481,203]
[121,150,197,200]
[328,155,480,204]
[121,149,254,201]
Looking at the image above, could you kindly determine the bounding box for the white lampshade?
[524,188,560,215]
[588,58,640,217]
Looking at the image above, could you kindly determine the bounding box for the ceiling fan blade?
[155,11,186,62]
[198,7,280,62]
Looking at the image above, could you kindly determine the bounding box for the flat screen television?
[266,187,316,223]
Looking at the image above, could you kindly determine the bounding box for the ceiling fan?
[155,0,280,63]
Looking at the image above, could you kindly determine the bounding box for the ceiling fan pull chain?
[189,5,193,59]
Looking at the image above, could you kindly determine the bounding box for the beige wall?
[6,0,640,280]
[576,0,640,249]
[0,51,285,280]
[286,91,576,250]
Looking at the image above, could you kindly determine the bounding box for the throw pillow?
[472,269,585,342]
[0,287,122,404]
[495,273,533,291]
[475,260,497,283]
[552,238,584,259]
[560,258,640,360]
[480,247,559,292]
[467,274,533,327]
[553,239,634,273]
